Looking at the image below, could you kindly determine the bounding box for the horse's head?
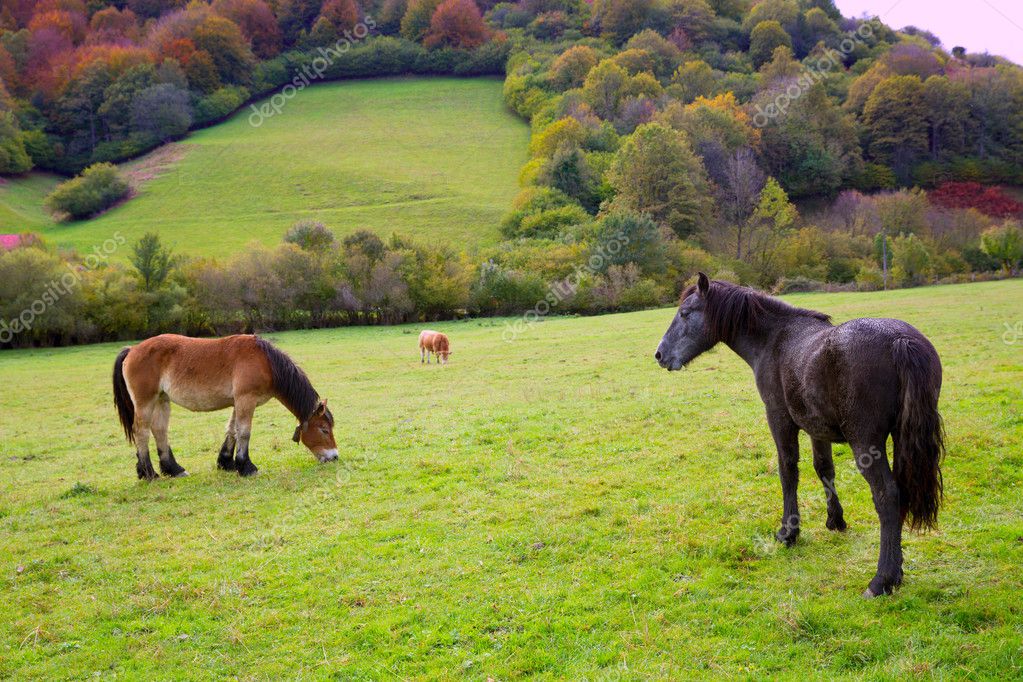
[655,272,717,371]
[292,399,338,463]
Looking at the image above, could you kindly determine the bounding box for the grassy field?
[0,77,527,257]
[0,281,1021,678]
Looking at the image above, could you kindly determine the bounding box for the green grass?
[0,173,63,233]
[1,281,1021,678]
[0,77,528,257]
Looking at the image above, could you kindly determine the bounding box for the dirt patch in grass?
[121,143,193,190]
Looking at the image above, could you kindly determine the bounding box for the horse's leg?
[768,413,801,546]
[152,397,187,477]
[811,439,846,531]
[133,399,158,481]
[217,410,238,471]
[232,399,259,477]
[853,440,903,597]
[420,346,425,364]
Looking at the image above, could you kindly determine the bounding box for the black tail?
[891,335,945,530]
[113,347,135,444]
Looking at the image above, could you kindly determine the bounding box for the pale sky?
[835,0,1023,65]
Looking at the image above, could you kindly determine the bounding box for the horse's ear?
[697,272,710,296]
[292,425,302,443]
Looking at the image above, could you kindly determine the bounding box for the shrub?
[193,86,250,126]
[285,220,337,251]
[45,163,131,220]
[929,182,1023,219]
[514,204,590,239]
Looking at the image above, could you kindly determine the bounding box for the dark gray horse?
[655,274,944,597]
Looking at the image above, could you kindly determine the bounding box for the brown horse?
[418,330,450,364]
[112,334,337,479]
[655,274,944,597]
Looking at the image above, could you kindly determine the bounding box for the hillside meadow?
[0,77,527,258]
[0,281,1021,678]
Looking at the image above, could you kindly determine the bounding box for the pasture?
[0,281,1021,678]
[0,78,527,257]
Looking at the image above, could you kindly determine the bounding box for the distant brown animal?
[418,330,450,364]
[112,334,337,480]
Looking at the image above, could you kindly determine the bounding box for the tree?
[718,148,766,259]
[550,45,599,90]
[130,83,192,142]
[608,122,712,239]
[862,75,928,174]
[749,20,791,69]
[594,210,667,275]
[922,75,969,158]
[424,0,489,49]
[401,0,443,42]
[981,221,1023,274]
[192,14,255,85]
[285,221,337,251]
[594,0,654,45]
[581,60,630,120]
[0,111,32,175]
[671,60,718,103]
[891,232,931,286]
[44,163,130,220]
[131,232,175,291]
[538,144,600,213]
[212,0,281,58]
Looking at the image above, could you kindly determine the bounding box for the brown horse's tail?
[113,346,135,444]
[891,335,945,530]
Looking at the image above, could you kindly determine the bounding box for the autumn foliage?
[424,0,489,49]
[929,182,1023,219]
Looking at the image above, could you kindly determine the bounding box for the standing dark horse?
[655,274,944,597]
[112,334,338,480]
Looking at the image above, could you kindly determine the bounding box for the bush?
[514,204,590,239]
[44,163,131,220]
[284,220,336,251]
[193,86,250,126]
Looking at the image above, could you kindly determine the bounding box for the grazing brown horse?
[655,274,944,597]
[112,334,338,479]
[419,330,450,364]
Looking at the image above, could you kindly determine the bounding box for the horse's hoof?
[862,587,878,599]
[238,466,259,477]
[775,530,798,547]
[826,517,847,531]
[173,470,189,477]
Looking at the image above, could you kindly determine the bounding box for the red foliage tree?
[212,0,282,58]
[423,0,488,49]
[28,9,88,44]
[318,0,361,33]
[88,7,140,44]
[929,181,1023,219]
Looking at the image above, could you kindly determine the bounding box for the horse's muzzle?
[318,449,339,463]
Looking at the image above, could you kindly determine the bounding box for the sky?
[835,0,1023,65]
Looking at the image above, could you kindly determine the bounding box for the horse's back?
[124,334,269,411]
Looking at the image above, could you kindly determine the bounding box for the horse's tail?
[113,346,135,444]
[891,334,945,530]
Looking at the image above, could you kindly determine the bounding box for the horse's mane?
[255,338,330,424]
[682,280,831,342]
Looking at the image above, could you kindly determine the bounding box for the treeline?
[2,205,1020,348]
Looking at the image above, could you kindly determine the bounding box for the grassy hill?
[1,281,1020,678]
[0,77,528,257]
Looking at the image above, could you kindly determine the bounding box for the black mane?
[683,280,831,342]
[255,338,326,424]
